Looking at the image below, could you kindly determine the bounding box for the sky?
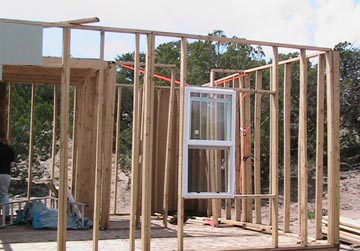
[1,0,360,60]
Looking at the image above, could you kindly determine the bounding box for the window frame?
[183,86,236,199]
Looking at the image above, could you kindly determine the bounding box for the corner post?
[57,27,71,251]
[178,37,187,251]
[270,46,279,248]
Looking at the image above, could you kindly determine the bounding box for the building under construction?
[0,17,340,251]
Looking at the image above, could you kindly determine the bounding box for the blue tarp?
[16,200,92,230]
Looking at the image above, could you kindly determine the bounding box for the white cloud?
[1,0,359,57]
[315,0,360,47]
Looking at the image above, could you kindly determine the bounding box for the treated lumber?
[27,84,36,201]
[177,37,187,251]
[254,70,263,224]
[315,54,325,240]
[163,70,176,228]
[283,63,293,233]
[114,87,122,214]
[270,47,279,248]
[299,49,308,246]
[129,33,141,251]
[325,51,340,245]
[92,30,105,251]
[57,27,71,251]
[141,33,156,251]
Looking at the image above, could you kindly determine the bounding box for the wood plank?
[129,33,141,251]
[43,57,108,69]
[325,50,340,245]
[116,61,176,68]
[71,86,78,194]
[92,30,105,251]
[187,244,338,251]
[240,75,252,222]
[235,80,242,222]
[283,63,293,233]
[99,63,117,229]
[254,70,263,224]
[333,51,341,245]
[178,37,187,251]
[315,54,325,240]
[136,84,145,227]
[153,89,161,212]
[50,86,58,195]
[221,219,272,233]
[209,70,221,224]
[270,47,279,248]
[141,33,156,251]
[243,52,326,73]
[57,27,71,251]
[27,84,36,201]
[60,17,100,25]
[163,70,175,228]
[299,49,308,246]
[74,77,96,217]
[324,216,360,230]
[114,87,122,214]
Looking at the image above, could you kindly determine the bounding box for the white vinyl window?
[183,86,236,199]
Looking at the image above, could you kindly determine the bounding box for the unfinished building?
[0,17,340,251]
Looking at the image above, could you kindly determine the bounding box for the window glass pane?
[187,147,230,193]
[189,92,232,141]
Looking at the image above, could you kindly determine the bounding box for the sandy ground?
[0,215,332,251]
[3,149,360,250]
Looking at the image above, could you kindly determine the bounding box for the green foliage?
[335,42,360,161]
[8,33,360,178]
[308,210,316,219]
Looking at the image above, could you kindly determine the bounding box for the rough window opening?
[183,86,236,199]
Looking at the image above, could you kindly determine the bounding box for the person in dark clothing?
[0,132,15,217]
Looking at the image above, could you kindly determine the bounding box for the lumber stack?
[322,216,360,245]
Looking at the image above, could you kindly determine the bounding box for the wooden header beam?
[0,18,331,51]
[116,61,176,68]
[59,17,100,25]
[244,52,326,73]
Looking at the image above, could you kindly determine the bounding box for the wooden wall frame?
[0,17,340,251]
